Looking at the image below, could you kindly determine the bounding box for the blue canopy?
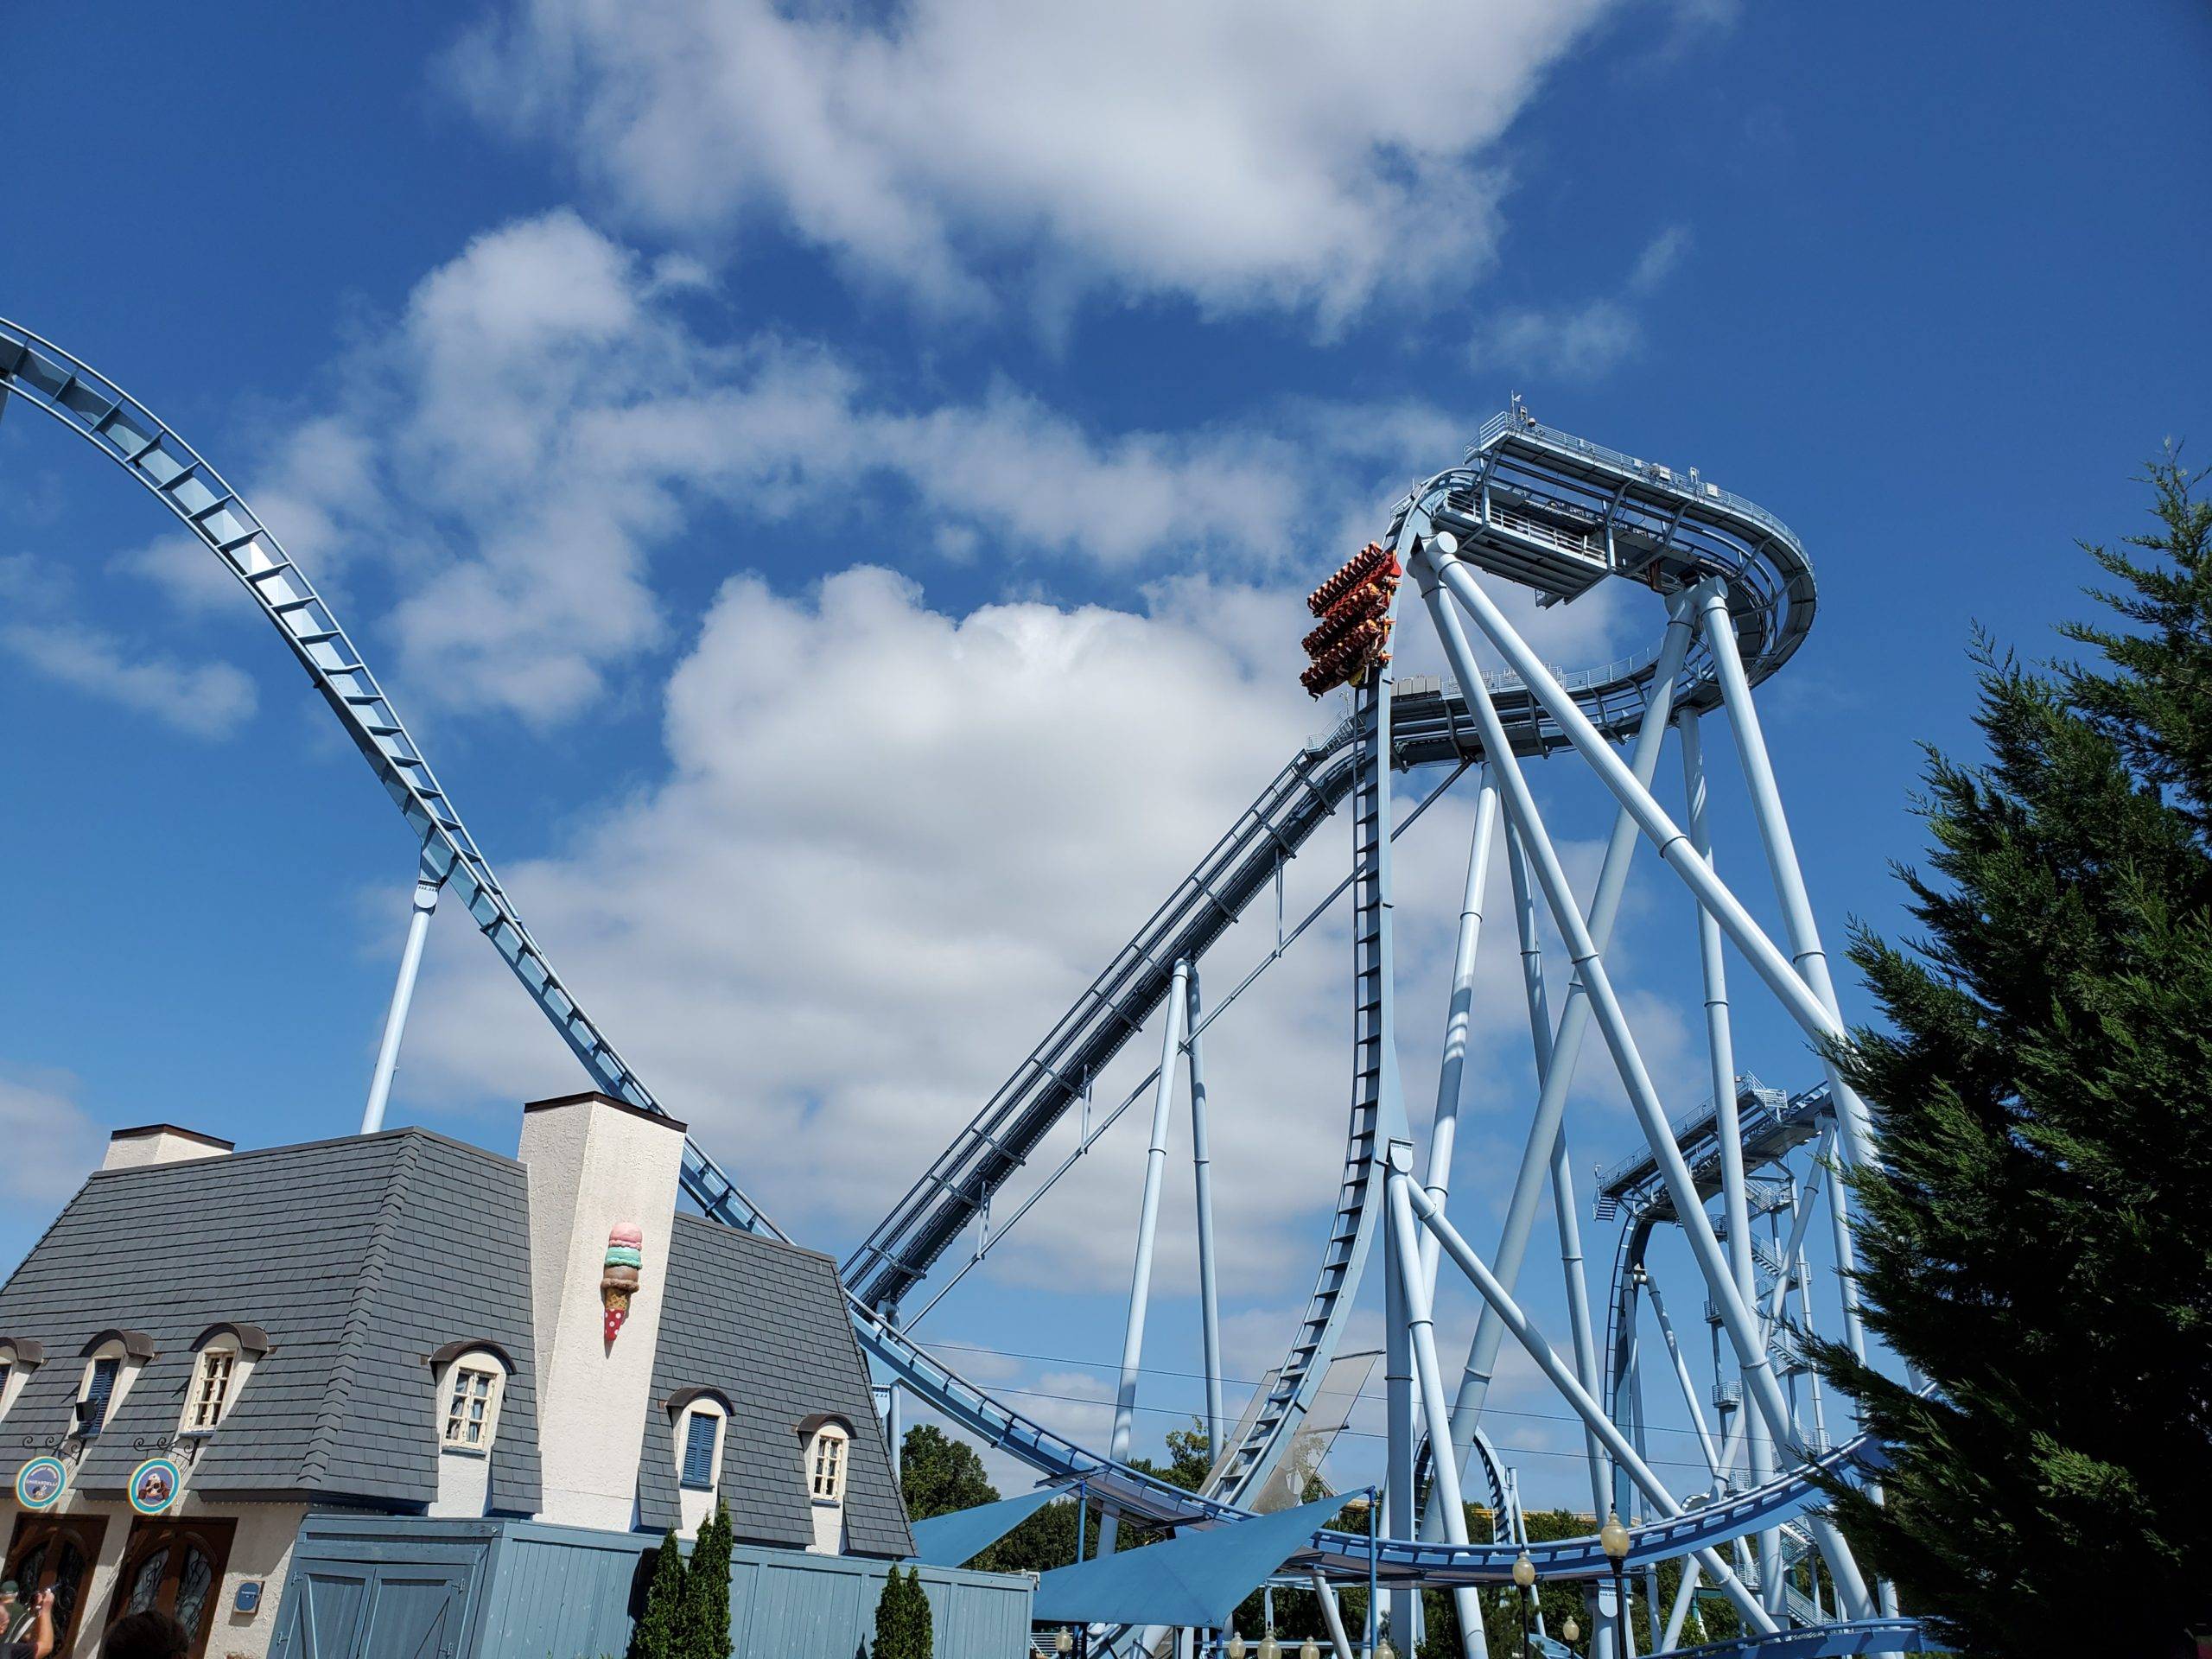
[1031,1496,1346,1629]
[907,1485,1066,1567]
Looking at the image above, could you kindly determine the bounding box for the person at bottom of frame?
[100,1611,188,1659]
[0,1588,54,1659]
[0,1585,31,1644]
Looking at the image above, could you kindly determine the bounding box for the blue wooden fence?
[270,1515,1035,1659]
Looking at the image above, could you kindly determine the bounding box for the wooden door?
[108,1517,235,1659]
[3,1513,109,1655]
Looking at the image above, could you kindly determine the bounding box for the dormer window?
[75,1331,155,1438]
[663,1388,733,1535]
[443,1363,503,1450]
[680,1412,721,1491]
[426,1342,514,1519]
[0,1339,39,1421]
[810,1427,847,1502]
[78,1357,118,1435]
[179,1324,270,1437]
[796,1414,854,1555]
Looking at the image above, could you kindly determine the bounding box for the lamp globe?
[1512,1551,1537,1589]
[1599,1510,1631,1563]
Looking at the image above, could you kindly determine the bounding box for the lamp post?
[1228,1634,1246,1659]
[1599,1510,1631,1657]
[1513,1552,1537,1659]
[1259,1632,1281,1659]
[1054,1629,1073,1656]
[1562,1615,1580,1655]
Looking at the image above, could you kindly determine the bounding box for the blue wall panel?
[270,1516,1033,1659]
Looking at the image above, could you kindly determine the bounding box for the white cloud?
[448,0,1624,327]
[1,619,257,739]
[392,562,1680,1307]
[1471,225,1692,382]
[221,211,1512,724]
[0,1068,108,1205]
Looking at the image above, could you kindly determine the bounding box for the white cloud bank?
[148,210,1592,726]
[397,561,1693,1303]
[448,0,1623,326]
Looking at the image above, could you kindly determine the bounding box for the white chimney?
[100,1123,234,1172]
[516,1091,686,1529]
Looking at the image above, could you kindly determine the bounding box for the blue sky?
[2,0,2206,1503]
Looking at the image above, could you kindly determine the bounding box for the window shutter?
[81,1357,119,1432]
[680,1413,718,1491]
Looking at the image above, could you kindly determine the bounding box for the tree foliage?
[873,1566,933,1659]
[1812,453,2212,1657]
[680,1504,733,1659]
[628,1532,687,1659]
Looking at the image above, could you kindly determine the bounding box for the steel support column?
[1424,574,1697,1522]
[1420,773,1499,1294]
[1187,966,1225,1459]
[1097,957,1190,1557]
[1400,1179,1776,1637]
[1416,554,1873,1619]
[1679,709,1781,1607]
[361,876,442,1135]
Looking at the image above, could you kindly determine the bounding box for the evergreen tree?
[628,1532,687,1659]
[1813,454,2212,1657]
[899,1424,1001,1520]
[679,1504,733,1659]
[873,1565,934,1659]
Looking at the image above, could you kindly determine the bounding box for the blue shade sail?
[906,1485,1065,1567]
[1030,1496,1348,1629]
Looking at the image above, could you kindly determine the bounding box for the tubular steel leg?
[361,878,441,1134]
[887,1378,904,1484]
[1501,824,1613,1528]
[1679,711,1782,1602]
[1186,966,1224,1459]
[1384,1192,1419,1654]
[1692,582,1877,1179]
[1384,1165,1486,1659]
[1424,589,1698,1523]
[1416,566,1872,1620]
[1421,772,1499,1294]
[1400,1179,1776,1637]
[1309,1573,1356,1659]
[1098,957,1190,1557]
[1424,550,1860,1089]
[1662,1559,1700,1654]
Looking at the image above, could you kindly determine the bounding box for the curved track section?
[0,317,779,1239]
[851,426,1820,1526]
[851,1296,1882,1586]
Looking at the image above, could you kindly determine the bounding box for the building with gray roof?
[0,1093,914,1659]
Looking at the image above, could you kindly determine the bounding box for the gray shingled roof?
[636,1216,912,1560]
[0,1129,541,1512]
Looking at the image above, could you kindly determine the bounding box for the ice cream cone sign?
[602,1221,645,1343]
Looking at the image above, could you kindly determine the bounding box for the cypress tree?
[628,1532,687,1659]
[681,1504,734,1659]
[1814,454,2212,1657]
[871,1566,933,1659]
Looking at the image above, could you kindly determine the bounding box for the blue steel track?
[0,317,1878,1602]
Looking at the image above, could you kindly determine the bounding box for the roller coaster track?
[0,316,779,1241]
[2,316,1862,1594]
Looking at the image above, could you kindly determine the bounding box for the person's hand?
[33,1591,52,1611]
